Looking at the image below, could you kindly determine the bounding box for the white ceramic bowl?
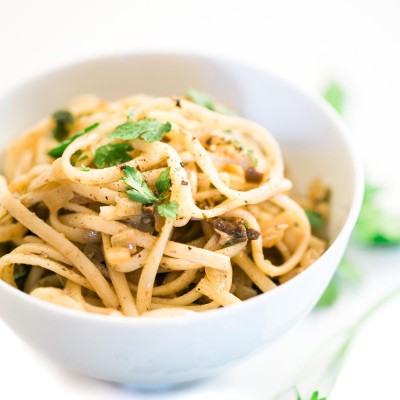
[0,53,363,385]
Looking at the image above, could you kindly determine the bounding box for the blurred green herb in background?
[353,183,400,245]
[315,82,400,310]
[317,259,361,308]
[297,390,326,400]
[323,82,345,115]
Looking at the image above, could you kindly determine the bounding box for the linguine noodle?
[0,93,328,317]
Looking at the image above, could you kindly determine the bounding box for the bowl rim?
[0,50,364,326]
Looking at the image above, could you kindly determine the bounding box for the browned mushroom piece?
[245,167,264,183]
[207,217,260,245]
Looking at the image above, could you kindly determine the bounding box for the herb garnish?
[185,89,235,116]
[48,122,99,158]
[122,166,158,204]
[94,143,133,168]
[52,110,74,141]
[305,210,324,230]
[109,118,172,143]
[155,166,172,196]
[156,201,179,219]
[122,166,178,219]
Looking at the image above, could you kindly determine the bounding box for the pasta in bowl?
[0,53,363,384]
[0,92,328,316]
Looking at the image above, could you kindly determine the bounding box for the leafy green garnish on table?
[317,181,400,309]
[52,110,74,141]
[94,143,133,168]
[353,183,400,245]
[317,259,362,308]
[109,118,171,143]
[296,390,327,400]
[122,166,178,219]
[185,89,236,116]
[323,82,345,115]
[48,122,99,158]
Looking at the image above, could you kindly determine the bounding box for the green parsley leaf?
[94,143,133,168]
[156,201,179,219]
[185,89,235,115]
[185,89,216,111]
[81,166,90,172]
[305,210,324,230]
[122,166,178,219]
[323,82,345,115]
[122,166,158,204]
[48,122,99,158]
[52,110,74,141]
[109,118,172,143]
[155,167,171,196]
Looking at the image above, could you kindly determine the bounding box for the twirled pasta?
[0,93,328,317]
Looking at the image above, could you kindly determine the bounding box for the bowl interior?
[0,53,359,243]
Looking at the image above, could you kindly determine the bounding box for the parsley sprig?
[122,166,178,219]
[52,110,74,141]
[185,89,235,115]
[305,210,324,230]
[48,122,99,158]
[109,118,172,142]
[94,143,133,168]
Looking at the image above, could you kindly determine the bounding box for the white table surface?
[1,1,400,399]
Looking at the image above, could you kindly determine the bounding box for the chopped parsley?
[94,143,133,168]
[109,118,171,143]
[122,166,158,204]
[52,110,74,141]
[305,210,324,230]
[185,89,216,111]
[185,89,235,116]
[48,122,99,158]
[155,166,171,197]
[156,201,179,219]
[122,166,178,219]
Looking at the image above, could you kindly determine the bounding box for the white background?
[1,1,400,399]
